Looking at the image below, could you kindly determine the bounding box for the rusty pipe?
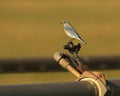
[53,52,81,78]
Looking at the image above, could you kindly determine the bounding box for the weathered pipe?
[53,52,120,96]
[107,79,120,96]
[0,82,96,96]
[53,52,81,78]
[0,79,119,96]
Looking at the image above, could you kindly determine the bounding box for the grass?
[0,0,120,58]
[0,70,119,84]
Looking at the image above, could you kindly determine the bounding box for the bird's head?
[60,20,69,25]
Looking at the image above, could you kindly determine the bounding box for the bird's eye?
[64,22,66,23]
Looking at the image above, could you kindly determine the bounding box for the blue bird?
[61,20,86,44]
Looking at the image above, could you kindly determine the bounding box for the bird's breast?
[64,29,74,38]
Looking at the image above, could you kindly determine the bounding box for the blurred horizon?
[0,0,120,58]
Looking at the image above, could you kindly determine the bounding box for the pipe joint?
[77,71,108,96]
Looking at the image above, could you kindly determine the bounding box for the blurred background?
[0,0,120,84]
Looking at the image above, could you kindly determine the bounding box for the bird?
[60,20,86,44]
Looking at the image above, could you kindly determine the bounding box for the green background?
[0,0,120,58]
[0,0,120,84]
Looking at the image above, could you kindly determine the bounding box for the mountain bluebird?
[61,20,86,44]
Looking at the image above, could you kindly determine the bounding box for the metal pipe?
[0,79,119,96]
[0,82,96,96]
[53,52,120,96]
[106,79,120,96]
[53,52,81,78]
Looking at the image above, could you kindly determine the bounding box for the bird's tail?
[77,37,87,44]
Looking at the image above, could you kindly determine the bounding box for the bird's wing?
[65,25,73,32]
[65,25,78,37]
